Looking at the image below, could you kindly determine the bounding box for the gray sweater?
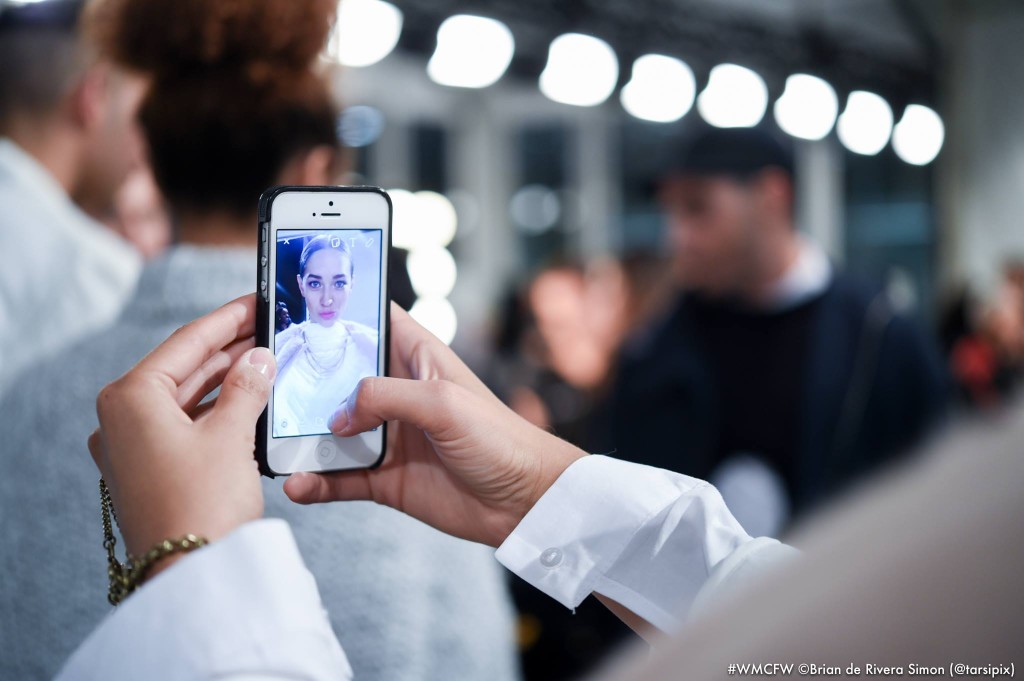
[0,245,519,681]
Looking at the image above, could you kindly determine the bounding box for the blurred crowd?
[0,1,1019,680]
[495,257,1024,678]
[942,264,1024,410]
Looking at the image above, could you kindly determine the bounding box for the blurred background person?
[0,1,517,680]
[104,166,172,259]
[490,253,672,450]
[584,252,675,449]
[486,253,672,681]
[0,0,143,393]
[494,261,603,446]
[948,268,1024,409]
[610,127,949,537]
[488,262,629,681]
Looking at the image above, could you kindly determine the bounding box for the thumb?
[211,347,276,428]
[284,469,372,505]
[331,376,462,437]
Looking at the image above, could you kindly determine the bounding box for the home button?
[315,440,337,464]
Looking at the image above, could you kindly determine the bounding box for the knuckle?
[227,367,268,399]
[428,381,464,434]
[87,429,106,463]
[167,320,194,342]
[432,380,461,411]
[94,384,115,417]
[176,318,200,336]
[353,377,379,410]
[87,429,101,453]
[94,378,127,419]
[169,320,208,353]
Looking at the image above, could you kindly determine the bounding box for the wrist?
[530,439,588,510]
[124,514,253,559]
[140,552,187,583]
[489,438,587,548]
[106,533,209,606]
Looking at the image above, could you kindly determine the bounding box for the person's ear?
[753,168,794,221]
[296,273,305,296]
[279,146,339,186]
[67,63,111,132]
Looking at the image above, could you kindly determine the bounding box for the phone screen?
[271,228,383,438]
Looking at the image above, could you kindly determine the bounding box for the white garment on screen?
[0,138,141,393]
[273,319,378,436]
[59,456,783,679]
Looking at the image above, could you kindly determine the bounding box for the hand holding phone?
[257,187,392,476]
[284,304,589,549]
[90,295,272,561]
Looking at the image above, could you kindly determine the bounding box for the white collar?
[0,136,143,292]
[0,137,76,211]
[763,238,832,312]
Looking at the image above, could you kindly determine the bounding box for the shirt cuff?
[496,454,766,632]
[58,519,351,681]
[495,456,704,608]
[689,535,799,619]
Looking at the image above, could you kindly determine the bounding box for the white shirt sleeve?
[495,455,797,633]
[57,519,352,681]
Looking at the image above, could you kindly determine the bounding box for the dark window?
[844,148,936,324]
[412,122,448,192]
[516,124,570,268]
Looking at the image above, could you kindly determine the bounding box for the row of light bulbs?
[328,0,945,166]
[388,190,460,345]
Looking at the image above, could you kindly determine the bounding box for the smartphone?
[256,186,391,477]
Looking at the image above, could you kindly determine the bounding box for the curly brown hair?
[87,0,340,218]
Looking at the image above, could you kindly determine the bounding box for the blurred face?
[110,167,171,259]
[529,269,608,389]
[297,248,353,327]
[77,67,148,218]
[984,285,1024,359]
[530,270,586,341]
[659,175,764,298]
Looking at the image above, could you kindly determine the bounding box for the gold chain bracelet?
[99,479,208,606]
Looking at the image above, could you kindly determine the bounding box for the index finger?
[134,294,258,387]
[389,302,498,404]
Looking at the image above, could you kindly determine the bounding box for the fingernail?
[330,400,350,433]
[248,347,276,381]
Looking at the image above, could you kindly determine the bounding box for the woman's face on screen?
[297,248,353,327]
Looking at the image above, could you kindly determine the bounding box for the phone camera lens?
[329,200,334,206]
[312,212,316,217]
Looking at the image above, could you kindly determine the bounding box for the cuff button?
[540,547,563,568]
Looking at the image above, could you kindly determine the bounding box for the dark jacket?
[610,273,949,516]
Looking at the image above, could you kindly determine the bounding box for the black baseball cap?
[663,126,795,180]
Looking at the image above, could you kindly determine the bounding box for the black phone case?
[255,185,392,478]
